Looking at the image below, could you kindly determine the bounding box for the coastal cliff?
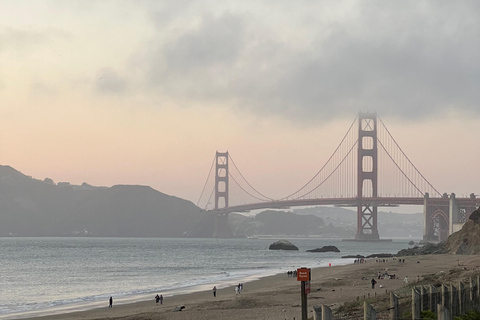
[443,208,480,254]
[398,208,480,256]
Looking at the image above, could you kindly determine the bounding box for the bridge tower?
[215,151,229,209]
[356,112,379,240]
[214,151,231,237]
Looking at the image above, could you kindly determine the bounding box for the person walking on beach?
[160,294,163,304]
[109,296,113,308]
[155,294,160,305]
[213,286,217,297]
[371,278,377,289]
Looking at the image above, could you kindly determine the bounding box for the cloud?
[146,0,196,28]
[0,27,70,56]
[29,80,57,97]
[142,13,245,100]
[164,14,244,73]
[0,28,45,55]
[135,1,480,121]
[95,68,127,95]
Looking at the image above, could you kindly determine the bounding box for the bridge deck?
[208,197,479,214]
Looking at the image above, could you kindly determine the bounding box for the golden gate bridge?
[197,112,478,241]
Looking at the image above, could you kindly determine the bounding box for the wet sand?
[21,254,480,320]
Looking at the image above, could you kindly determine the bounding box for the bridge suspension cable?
[228,154,273,201]
[377,116,442,198]
[278,114,359,200]
[197,154,216,209]
[198,113,446,210]
[280,139,358,200]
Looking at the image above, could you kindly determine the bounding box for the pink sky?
[1,1,479,211]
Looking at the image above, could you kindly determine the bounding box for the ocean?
[0,237,411,319]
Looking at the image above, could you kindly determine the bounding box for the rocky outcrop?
[342,254,365,259]
[396,208,480,256]
[443,208,480,254]
[306,246,340,253]
[397,242,445,256]
[366,253,394,258]
[269,240,299,250]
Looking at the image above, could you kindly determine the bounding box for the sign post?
[297,267,311,320]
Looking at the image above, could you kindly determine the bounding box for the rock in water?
[306,246,340,253]
[269,240,299,250]
[366,253,394,258]
[341,254,365,259]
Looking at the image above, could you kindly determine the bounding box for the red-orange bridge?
[198,113,479,241]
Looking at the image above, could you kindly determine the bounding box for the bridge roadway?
[208,197,479,214]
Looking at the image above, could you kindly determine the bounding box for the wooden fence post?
[441,284,449,309]
[389,291,399,320]
[323,304,334,320]
[469,276,475,310]
[313,305,334,320]
[364,301,376,320]
[471,276,478,311]
[449,284,457,317]
[420,285,428,312]
[437,303,452,320]
[477,275,480,303]
[412,287,421,320]
[313,305,321,320]
[458,281,465,315]
[429,284,437,313]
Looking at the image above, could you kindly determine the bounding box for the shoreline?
[3,258,353,320]
[2,236,392,320]
[12,270,299,320]
[14,254,480,320]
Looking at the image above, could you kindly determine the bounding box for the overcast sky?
[1,1,479,209]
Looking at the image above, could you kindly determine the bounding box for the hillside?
[397,208,480,256]
[0,165,211,237]
[443,208,480,254]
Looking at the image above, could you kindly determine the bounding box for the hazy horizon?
[1,1,479,213]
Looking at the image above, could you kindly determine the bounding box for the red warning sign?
[305,281,311,294]
[297,268,310,281]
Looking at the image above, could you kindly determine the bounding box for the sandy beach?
[20,254,480,320]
